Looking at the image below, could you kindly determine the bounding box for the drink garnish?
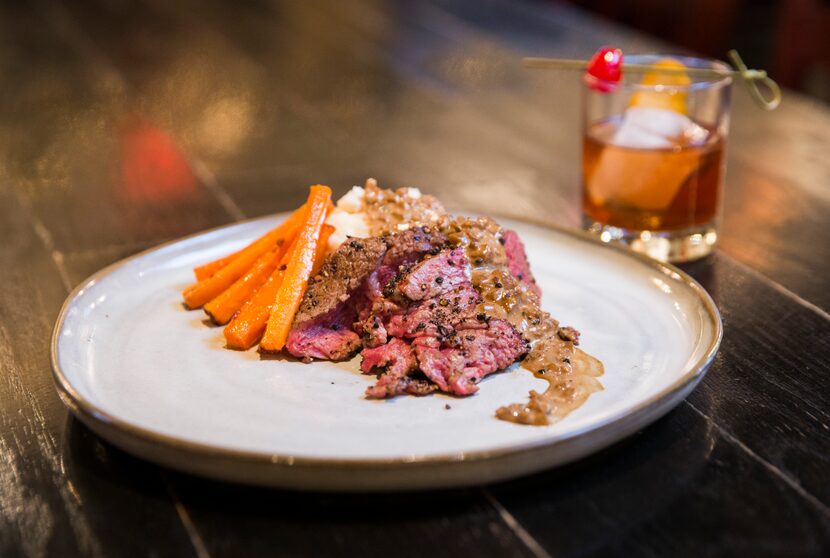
[523,49,781,110]
[585,46,623,91]
[629,58,691,114]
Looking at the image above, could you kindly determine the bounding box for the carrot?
[222,224,333,349]
[182,206,306,309]
[203,249,281,325]
[191,205,310,281]
[223,241,294,350]
[259,185,332,352]
[194,252,240,281]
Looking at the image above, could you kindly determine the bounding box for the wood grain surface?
[0,0,827,556]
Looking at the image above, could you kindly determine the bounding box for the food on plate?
[203,248,281,325]
[183,179,603,425]
[260,186,333,352]
[193,251,239,281]
[182,204,308,309]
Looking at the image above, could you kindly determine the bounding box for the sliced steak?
[287,229,446,361]
[394,247,470,303]
[284,303,362,361]
[502,229,541,298]
[293,237,387,325]
[413,319,527,395]
[382,248,482,340]
[360,247,528,397]
[286,237,386,361]
[372,226,449,298]
[361,338,435,398]
[382,226,448,272]
[289,226,529,395]
[355,227,448,347]
[356,247,476,345]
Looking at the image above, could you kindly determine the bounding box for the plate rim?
[50,213,722,471]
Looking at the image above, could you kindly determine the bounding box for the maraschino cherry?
[586,46,623,91]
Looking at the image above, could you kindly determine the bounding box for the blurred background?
[560,0,830,104]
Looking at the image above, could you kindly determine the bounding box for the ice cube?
[613,106,701,148]
[613,121,673,149]
[586,107,708,212]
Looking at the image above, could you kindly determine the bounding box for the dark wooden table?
[1,0,828,556]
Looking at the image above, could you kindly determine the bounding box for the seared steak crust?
[293,236,387,325]
[286,227,448,361]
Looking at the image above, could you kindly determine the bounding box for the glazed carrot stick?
[182,207,306,309]
[223,241,295,350]
[203,249,281,325]
[221,223,334,350]
[204,219,311,325]
[194,252,240,281]
[259,185,332,352]
[204,220,317,325]
[191,204,310,281]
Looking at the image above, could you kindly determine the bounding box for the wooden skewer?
[522,49,781,110]
[524,57,736,76]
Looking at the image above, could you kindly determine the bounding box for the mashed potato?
[325,186,371,252]
[325,180,431,252]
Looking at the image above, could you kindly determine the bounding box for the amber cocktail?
[582,55,732,262]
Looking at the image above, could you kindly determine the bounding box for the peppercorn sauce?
[443,217,604,426]
[361,182,603,426]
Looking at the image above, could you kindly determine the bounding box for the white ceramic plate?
[51,215,720,491]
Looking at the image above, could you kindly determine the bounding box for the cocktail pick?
[523,49,781,111]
